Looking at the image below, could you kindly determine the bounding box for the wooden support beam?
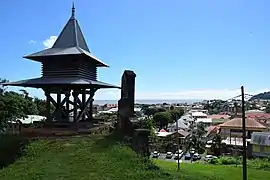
[73,91,78,122]
[65,91,70,120]
[76,88,98,122]
[45,91,52,122]
[56,93,61,119]
[82,89,86,121]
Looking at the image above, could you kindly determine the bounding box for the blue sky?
[0,0,270,100]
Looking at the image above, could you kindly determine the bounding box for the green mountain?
[250,92,270,100]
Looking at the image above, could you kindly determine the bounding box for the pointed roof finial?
[71,2,75,19]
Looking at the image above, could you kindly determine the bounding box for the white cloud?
[28,40,36,44]
[43,36,57,49]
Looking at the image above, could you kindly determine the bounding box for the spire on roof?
[71,2,75,19]
[50,3,90,52]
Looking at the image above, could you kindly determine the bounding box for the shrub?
[219,156,240,165]
[0,135,29,168]
[248,158,270,170]
[209,158,219,164]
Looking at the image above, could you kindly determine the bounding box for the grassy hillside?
[0,134,269,180]
[0,134,171,180]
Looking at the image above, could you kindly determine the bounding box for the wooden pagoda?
[3,4,120,123]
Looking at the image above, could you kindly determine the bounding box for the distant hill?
[250,92,270,101]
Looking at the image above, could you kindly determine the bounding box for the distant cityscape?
[94,99,203,105]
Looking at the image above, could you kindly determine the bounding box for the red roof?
[159,129,167,132]
[219,118,267,130]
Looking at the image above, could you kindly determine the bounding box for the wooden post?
[82,89,86,121]
[65,91,70,121]
[57,92,61,120]
[73,91,78,122]
[45,91,52,122]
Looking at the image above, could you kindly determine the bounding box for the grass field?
[0,134,269,180]
[154,160,270,180]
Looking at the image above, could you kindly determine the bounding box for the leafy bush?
[248,158,270,170]
[209,158,219,164]
[0,135,29,168]
[218,156,240,165]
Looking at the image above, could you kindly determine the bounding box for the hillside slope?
[250,92,270,100]
[0,135,171,180]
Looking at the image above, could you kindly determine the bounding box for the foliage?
[206,156,270,170]
[265,104,270,113]
[0,135,29,168]
[95,113,117,122]
[210,134,225,156]
[203,100,228,115]
[247,158,270,170]
[143,107,159,117]
[250,91,270,101]
[139,117,154,130]
[0,79,49,132]
[155,160,270,180]
[0,135,172,180]
[153,111,172,130]
[168,108,184,123]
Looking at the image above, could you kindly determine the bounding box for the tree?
[210,133,224,156]
[169,108,185,123]
[0,78,8,94]
[153,111,172,130]
[265,104,270,113]
[143,108,159,117]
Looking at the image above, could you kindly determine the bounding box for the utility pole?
[176,114,180,171]
[241,86,247,180]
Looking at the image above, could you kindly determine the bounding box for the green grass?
[154,160,270,180]
[0,134,269,180]
[0,134,171,180]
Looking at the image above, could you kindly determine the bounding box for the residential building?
[250,132,270,158]
[219,118,267,146]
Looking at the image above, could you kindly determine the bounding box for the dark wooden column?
[73,91,78,122]
[56,92,61,120]
[82,89,86,121]
[45,91,52,122]
[65,90,71,121]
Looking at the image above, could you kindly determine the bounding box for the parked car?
[204,155,217,162]
[184,153,191,160]
[192,153,201,161]
[166,152,173,159]
[152,151,160,158]
[174,150,183,160]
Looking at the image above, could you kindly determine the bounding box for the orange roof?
[219,118,267,130]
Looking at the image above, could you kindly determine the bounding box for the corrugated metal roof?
[251,132,270,146]
[2,77,120,89]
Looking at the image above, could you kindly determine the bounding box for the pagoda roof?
[24,4,108,67]
[2,77,120,89]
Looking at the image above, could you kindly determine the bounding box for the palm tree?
[210,133,223,156]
